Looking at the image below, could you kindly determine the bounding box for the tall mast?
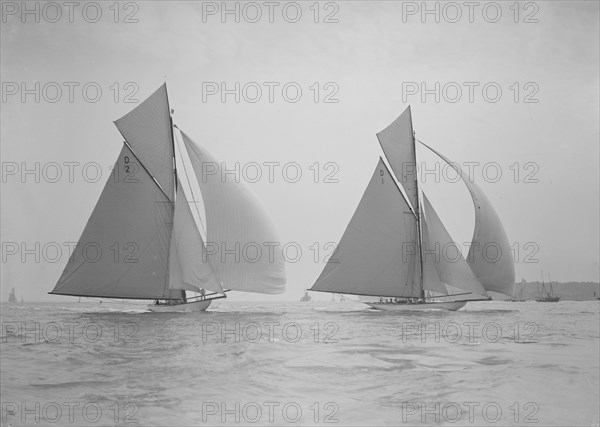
[165,84,182,301]
[166,84,178,191]
[413,129,425,300]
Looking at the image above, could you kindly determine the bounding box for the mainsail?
[310,158,420,298]
[51,145,174,299]
[421,143,515,296]
[181,132,286,294]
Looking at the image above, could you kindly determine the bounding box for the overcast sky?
[1,1,598,301]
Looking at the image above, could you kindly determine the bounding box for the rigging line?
[165,83,178,193]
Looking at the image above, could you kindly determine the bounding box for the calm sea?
[1,300,598,426]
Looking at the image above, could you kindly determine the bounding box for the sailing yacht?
[512,279,527,302]
[310,107,515,311]
[50,84,286,312]
[536,272,559,302]
[8,288,17,304]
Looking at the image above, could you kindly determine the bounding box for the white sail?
[422,144,515,296]
[422,194,489,297]
[376,106,419,213]
[168,183,223,294]
[181,132,286,294]
[418,215,449,295]
[51,145,173,299]
[114,84,175,201]
[310,158,421,298]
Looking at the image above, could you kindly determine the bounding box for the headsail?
[168,183,224,294]
[51,145,174,299]
[181,132,286,294]
[422,194,489,297]
[310,159,421,298]
[376,106,419,213]
[422,143,515,296]
[114,84,175,201]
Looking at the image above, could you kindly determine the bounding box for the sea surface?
[1,300,598,426]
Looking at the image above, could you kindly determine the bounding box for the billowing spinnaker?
[114,84,175,201]
[422,194,489,297]
[51,145,173,299]
[422,144,515,296]
[168,183,223,294]
[181,132,286,294]
[310,158,421,298]
[376,106,419,213]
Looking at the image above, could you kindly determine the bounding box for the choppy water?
[1,300,598,426]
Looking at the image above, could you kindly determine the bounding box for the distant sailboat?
[310,107,515,311]
[8,288,17,304]
[50,84,286,312]
[536,271,559,302]
[512,279,526,302]
[300,291,311,302]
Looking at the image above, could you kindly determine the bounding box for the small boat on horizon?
[300,291,311,302]
[512,278,527,302]
[309,107,515,311]
[49,84,286,312]
[536,271,560,302]
[8,287,17,304]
